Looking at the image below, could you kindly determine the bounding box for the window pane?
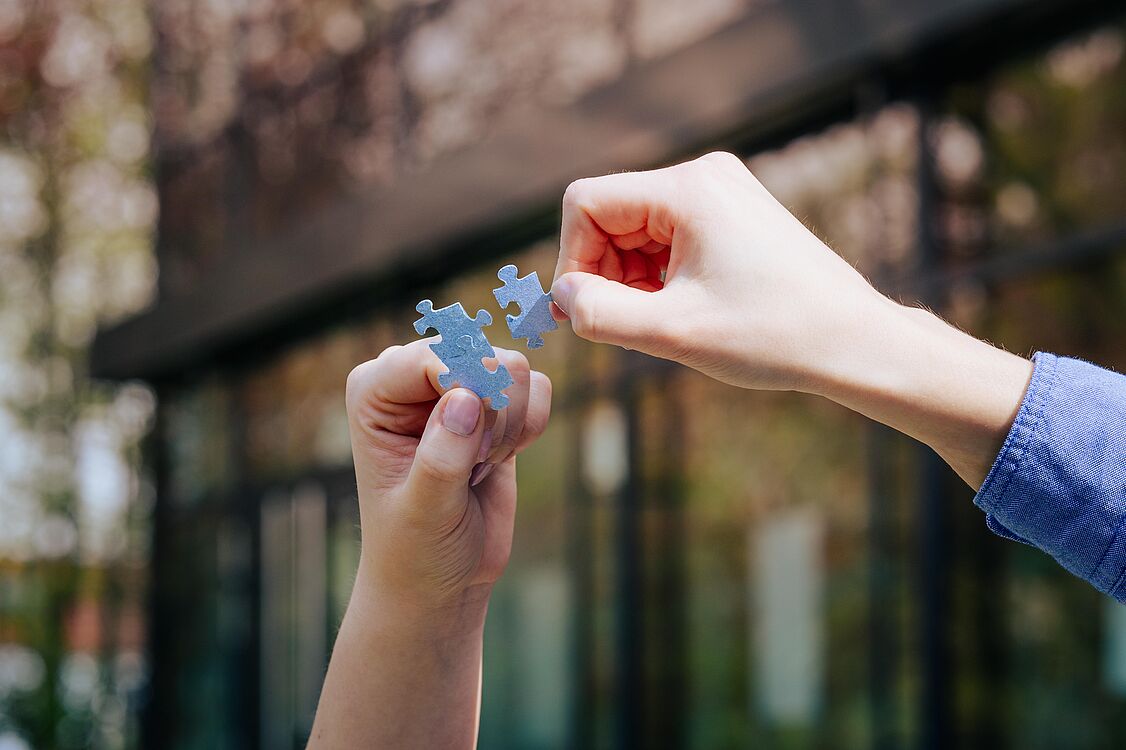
[938,20,1126,259]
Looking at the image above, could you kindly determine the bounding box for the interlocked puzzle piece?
[414,299,513,409]
[434,335,514,410]
[492,264,557,349]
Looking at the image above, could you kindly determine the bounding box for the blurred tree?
[0,2,155,748]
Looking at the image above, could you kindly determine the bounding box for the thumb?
[552,271,664,353]
[405,388,486,510]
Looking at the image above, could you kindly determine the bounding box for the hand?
[551,151,890,392]
[345,338,552,611]
[310,339,551,749]
[551,152,1032,488]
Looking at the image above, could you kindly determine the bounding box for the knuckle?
[345,346,401,409]
[562,177,593,210]
[699,150,744,171]
[344,360,376,411]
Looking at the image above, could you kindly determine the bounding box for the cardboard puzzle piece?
[434,335,513,410]
[492,264,557,349]
[414,300,512,409]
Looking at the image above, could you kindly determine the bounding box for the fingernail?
[442,390,480,436]
[477,428,493,462]
[551,276,573,314]
[549,299,569,321]
[470,462,494,487]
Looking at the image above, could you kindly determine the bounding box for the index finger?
[347,338,449,410]
[347,339,523,439]
[555,168,680,284]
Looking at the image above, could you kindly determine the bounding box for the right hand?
[551,151,895,392]
[345,340,551,612]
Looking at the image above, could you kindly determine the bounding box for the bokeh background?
[1,0,1125,748]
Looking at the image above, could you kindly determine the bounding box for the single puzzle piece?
[414,300,512,409]
[414,299,496,356]
[492,264,558,349]
[434,335,513,409]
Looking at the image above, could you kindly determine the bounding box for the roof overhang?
[91,0,1105,381]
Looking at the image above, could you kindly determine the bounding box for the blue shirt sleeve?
[974,352,1126,602]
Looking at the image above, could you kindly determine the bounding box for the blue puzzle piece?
[435,335,513,410]
[492,264,557,349]
[414,300,512,409]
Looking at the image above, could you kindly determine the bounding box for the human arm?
[308,340,551,749]
[550,152,1126,601]
[550,151,1032,490]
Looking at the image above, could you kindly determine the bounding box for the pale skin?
[309,152,1033,748]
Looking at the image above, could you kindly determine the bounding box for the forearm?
[805,291,1034,489]
[308,567,490,749]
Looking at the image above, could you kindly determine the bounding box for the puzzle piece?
[492,264,557,349]
[435,335,513,409]
[414,300,513,409]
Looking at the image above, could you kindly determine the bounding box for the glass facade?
[143,13,1126,750]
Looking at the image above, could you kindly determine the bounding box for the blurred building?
[91,1,1126,748]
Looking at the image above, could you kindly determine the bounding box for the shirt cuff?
[973,352,1126,603]
[974,352,1058,533]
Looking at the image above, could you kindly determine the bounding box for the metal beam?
[91,0,1109,381]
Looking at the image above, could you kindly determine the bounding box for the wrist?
[792,284,905,397]
[350,563,492,641]
[804,292,1032,487]
[314,553,490,749]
